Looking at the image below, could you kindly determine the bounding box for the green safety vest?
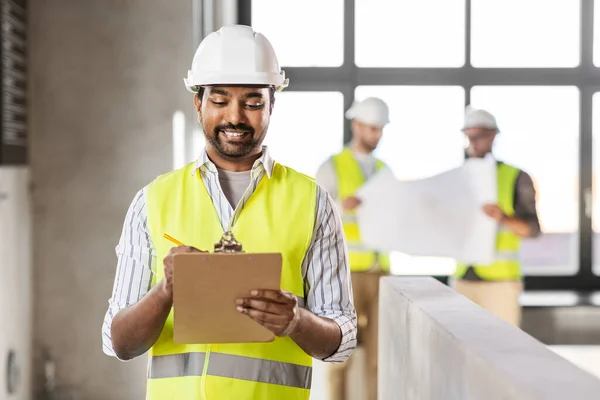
[454,163,522,280]
[331,147,390,272]
[145,161,316,399]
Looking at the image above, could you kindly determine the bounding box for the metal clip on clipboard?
[213,231,244,253]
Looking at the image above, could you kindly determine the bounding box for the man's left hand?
[236,290,300,337]
[482,203,506,222]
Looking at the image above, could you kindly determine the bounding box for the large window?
[244,0,600,291]
[355,0,465,67]
[251,0,344,67]
[592,0,600,66]
[263,92,344,177]
[355,86,465,180]
[592,93,600,275]
[471,0,580,67]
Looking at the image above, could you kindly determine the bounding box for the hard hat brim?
[461,124,500,132]
[345,110,390,127]
[184,72,289,93]
[348,117,390,128]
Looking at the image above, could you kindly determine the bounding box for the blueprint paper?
[355,157,497,265]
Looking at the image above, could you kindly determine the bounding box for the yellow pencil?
[163,233,185,247]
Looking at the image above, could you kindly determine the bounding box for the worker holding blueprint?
[355,106,541,327]
[452,106,541,326]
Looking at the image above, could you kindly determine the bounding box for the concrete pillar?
[30,1,193,398]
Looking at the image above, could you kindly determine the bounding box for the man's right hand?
[342,196,362,211]
[111,244,204,361]
[161,246,205,301]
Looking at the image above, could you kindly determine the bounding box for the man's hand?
[482,203,506,222]
[342,196,362,211]
[236,290,299,337]
[161,246,204,301]
[111,244,204,361]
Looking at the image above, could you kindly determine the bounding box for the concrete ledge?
[379,277,600,400]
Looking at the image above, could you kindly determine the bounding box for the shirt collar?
[193,145,275,178]
[464,151,496,161]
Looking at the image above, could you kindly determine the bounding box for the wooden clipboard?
[172,252,282,344]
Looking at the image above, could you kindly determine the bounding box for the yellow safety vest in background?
[331,147,390,272]
[454,163,522,280]
[145,162,316,400]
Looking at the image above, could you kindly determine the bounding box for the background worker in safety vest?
[101,25,357,400]
[316,97,390,400]
[453,105,541,327]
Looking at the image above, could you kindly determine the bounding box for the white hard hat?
[183,25,289,93]
[462,105,499,131]
[345,97,390,127]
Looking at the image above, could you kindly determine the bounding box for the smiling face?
[195,86,273,167]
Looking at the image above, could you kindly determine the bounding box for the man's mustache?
[214,123,255,135]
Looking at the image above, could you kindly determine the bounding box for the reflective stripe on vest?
[145,161,316,399]
[495,250,519,261]
[331,148,390,272]
[454,162,522,281]
[149,352,312,389]
[341,214,358,224]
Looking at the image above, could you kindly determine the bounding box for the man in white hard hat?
[316,97,390,400]
[102,25,357,400]
[453,105,541,326]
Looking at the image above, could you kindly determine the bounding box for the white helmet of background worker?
[345,97,390,127]
[183,25,289,92]
[462,105,499,132]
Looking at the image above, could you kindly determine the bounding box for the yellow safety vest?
[145,161,317,400]
[454,163,522,280]
[331,147,390,272]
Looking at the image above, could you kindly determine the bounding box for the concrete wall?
[29,1,193,398]
[379,277,600,400]
[0,168,32,400]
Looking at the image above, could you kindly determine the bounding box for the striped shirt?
[102,146,357,363]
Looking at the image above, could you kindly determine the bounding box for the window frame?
[239,0,600,292]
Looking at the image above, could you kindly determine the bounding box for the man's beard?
[205,122,262,158]
[360,137,378,152]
